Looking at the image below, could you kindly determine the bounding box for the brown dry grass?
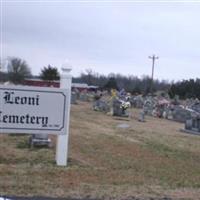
[0,101,200,199]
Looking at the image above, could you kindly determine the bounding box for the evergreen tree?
[104,77,119,90]
[40,65,60,82]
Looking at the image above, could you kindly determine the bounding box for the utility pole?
[148,54,159,95]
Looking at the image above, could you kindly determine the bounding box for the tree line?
[0,57,199,99]
[168,79,200,99]
[73,69,171,95]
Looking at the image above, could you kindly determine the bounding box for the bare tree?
[7,57,32,84]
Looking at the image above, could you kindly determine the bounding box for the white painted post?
[56,62,72,166]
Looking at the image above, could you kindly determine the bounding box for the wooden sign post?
[56,66,72,166]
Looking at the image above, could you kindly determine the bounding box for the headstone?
[191,102,200,113]
[182,115,200,136]
[113,99,123,116]
[167,110,173,120]
[118,88,126,100]
[79,93,88,101]
[191,117,200,132]
[86,93,95,102]
[112,99,129,117]
[130,95,144,108]
[162,111,167,118]
[143,99,155,116]
[71,91,77,104]
[185,119,193,130]
[29,134,52,148]
[138,111,145,122]
[172,106,192,123]
[93,100,110,113]
[198,119,200,132]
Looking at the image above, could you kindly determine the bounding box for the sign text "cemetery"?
[0,86,68,135]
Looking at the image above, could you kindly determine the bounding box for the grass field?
[0,101,200,199]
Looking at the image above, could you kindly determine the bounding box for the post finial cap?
[61,59,72,73]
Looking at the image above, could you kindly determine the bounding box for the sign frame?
[0,85,69,135]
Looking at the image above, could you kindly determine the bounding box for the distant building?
[23,78,98,92]
[23,78,60,88]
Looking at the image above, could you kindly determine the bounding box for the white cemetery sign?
[0,66,72,166]
[0,86,69,135]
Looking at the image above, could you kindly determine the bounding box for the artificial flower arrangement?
[120,101,131,111]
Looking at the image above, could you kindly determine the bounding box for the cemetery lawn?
[1,101,200,199]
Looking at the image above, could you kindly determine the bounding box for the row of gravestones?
[141,96,200,123]
[30,94,200,147]
[93,95,192,122]
[93,93,200,123]
[93,97,131,118]
[144,104,194,123]
[71,91,96,104]
[93,93,200,137]
[140,96,200,134]
[93,99,148,122]
[131,95,200,119]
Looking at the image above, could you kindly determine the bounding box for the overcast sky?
[1,1,200,81]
